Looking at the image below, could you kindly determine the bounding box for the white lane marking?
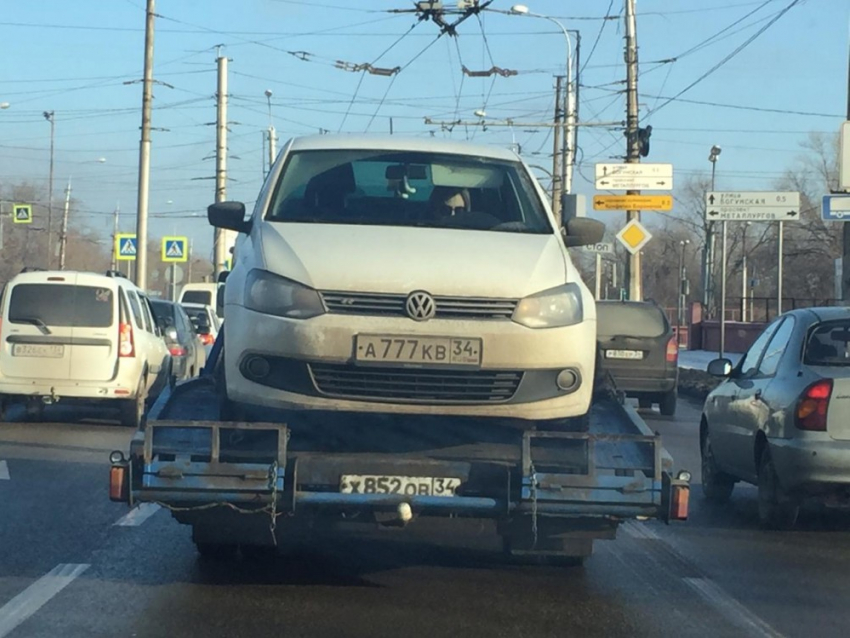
[113,502,161,527]
[684,577,785,638]
[0,563,89,638]
[0,461,8,481]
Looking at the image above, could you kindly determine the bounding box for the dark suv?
[596,300,679,415]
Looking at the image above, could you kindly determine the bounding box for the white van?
[178,283,224,321]
[0,270,171,426]
[208,135,604,431]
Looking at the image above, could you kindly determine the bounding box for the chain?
[268,460,279,546]
[530,463,538,550]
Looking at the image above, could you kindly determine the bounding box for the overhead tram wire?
[579,0,616,75]
[644,0,803,118]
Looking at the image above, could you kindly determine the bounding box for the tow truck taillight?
[796,379,832,431]
[119,322,135,357]
[666,336,679,363]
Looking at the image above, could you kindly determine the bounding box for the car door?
[68,278,120,382]
[709,319,782,476]
[726,317,795,481]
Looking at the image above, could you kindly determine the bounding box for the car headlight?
[512,283,584,328]
[243,269,325,319]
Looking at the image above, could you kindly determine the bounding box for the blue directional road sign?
[162,236,188,263]
[115,234,137,261]
[822,195,850,221]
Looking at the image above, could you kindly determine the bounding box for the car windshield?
[804,320,850,366]
[597,302,668,338]
[266,149,551,234]
[8,284,113,328]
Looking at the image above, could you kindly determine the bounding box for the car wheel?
[701,430,735,503]
[757,449,799,530]
[638,397,652,409]
[659,389,677,416]
[119,379,147,429]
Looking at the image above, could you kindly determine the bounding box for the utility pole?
[551,76,565,220]
[134,0,155,290]
[214,51,229,278]
[58,178,72,270]
[841,33,850,301]
[265,89,276,175]
[43,111,55,268]
[623,0,642,301]
[110,203,120,271]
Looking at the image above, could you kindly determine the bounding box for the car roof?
[287,134,521,162]
[9,269,140,290]
[794,306,850,323]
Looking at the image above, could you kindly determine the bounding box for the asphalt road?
[2,399,850,638]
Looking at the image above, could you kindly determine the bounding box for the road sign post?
[582,242,613,299]
[595,163,673,190]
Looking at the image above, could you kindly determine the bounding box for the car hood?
[258,222,568,297]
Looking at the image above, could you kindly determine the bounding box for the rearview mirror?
[707,358,733,377]
[208,201,251,234]
[562,218,606,247]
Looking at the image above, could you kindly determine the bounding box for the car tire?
[638,397,652,409]
[119,379,147,429]
[701,430,735,504]
[757,449,799,530]
[659,389,677,416]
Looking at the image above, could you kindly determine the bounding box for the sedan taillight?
[199,333,215,346]
[666,336,678,363]
[796,379,833,431]
[169,345,187,357]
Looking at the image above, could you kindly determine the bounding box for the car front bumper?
[224,305,596,421]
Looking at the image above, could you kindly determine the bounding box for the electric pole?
[265,89,276,175]
[110,203,120,271]
[623,0,642,301]
[43,111,55,269]
[214,52,229,278]
[58,178,72,270]
[134,0,155,290]
[841,34,850,301]
[551,75,565,220]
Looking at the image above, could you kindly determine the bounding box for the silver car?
[701,307,850,528]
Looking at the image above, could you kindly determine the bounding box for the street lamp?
[707,145,729,357]
[0,102,9,110]
[509,5,577,200]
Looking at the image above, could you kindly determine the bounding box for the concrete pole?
[777,221,784,316]
[551,76,564,221]
[720,221,728,358]
[595,253,602,300]
[58,178,72,270]
[268,125,277,173]
[624,0,642,301]
[134,0,155,290]
[214,53,229,277]
[110,204,119,271]
[44,111,55,269]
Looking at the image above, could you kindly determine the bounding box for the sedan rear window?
[182,290,213,305]
[9,284,113,328]
[597,302,668,338]
[804,321,850,366]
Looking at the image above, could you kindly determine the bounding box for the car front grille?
[309,363,523,404]
[320,291,518,320]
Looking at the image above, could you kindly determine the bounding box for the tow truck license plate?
[355,335,481,367]
[340,475,461,497]
[11,344,65,358]
[606,349,644,360]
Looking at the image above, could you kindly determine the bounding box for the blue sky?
[0,0,847,263]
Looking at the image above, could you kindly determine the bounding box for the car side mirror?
[208,201,251,234]
[707,358,733,377]
[562,217,606,247]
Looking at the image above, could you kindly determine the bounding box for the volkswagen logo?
[405,291,436,321]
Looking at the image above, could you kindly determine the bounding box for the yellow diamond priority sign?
[616,219,652,255]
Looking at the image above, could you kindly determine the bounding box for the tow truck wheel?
[195,541,238,560]
[757,449,799,530]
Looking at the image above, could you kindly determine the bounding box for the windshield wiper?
[15,316,52,335]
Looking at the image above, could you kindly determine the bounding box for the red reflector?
[109,466,128,502]
[671,485,689,520]
[114,389,131,395]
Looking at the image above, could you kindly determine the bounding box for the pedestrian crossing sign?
[162,236,188,263]
[13,203,32,224]
[115,234,138,261]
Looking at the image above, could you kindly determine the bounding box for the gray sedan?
[701,307,850,528]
